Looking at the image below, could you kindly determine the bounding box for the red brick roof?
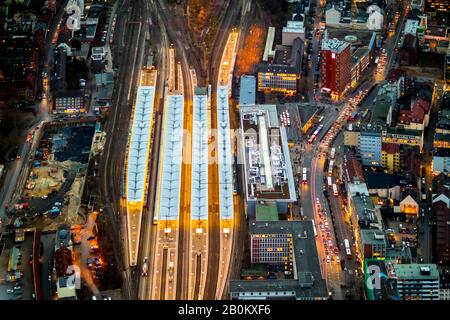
[397,101,426,125]
[382,143,400,154]
[54,245,73,277]
[413,98,430,113]
[344,154,365,183]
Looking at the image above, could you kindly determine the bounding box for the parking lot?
[385,220,418,248]
[0,234,35,300]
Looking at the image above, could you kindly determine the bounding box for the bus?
[330,147,336,160]
[328,160,334,177]
[327,176,333,189]
[308,124,324,144]
[361,108,369,119]
[312,220,318,238]
[348,112,358,121]
[332,183,338,196]
[302,168,307,184]
[344,239,351,258]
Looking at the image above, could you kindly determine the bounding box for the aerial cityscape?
[1,0,450,303]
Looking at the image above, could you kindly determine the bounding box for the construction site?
[12,121,103,232]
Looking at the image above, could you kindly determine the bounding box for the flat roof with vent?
[393,263,439,280]
[321,38,349,53]
[240,105,296,202]
[229,220,328,299]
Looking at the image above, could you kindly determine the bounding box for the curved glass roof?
[127,86,156,202]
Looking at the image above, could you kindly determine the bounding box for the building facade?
[381,143,401,173]
[321,38,352,100]
[53,90,85,113]
[360,129,382,166]
[390,264,440,300]
[432,194,450,264]
[425,0,450,13]
[256,65,298,94]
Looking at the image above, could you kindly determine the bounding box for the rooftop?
[291,103,318,128]
[239,75,256,106]
[321,37,350,53]
[230,221,328,299]
[371,95,392,126]
[385,127,422,137]
[393,263,439,279]
[365,172,403,189]
[344,153,365,184]
[256,203,279,221]
[325,28,376,48]
[364,259,400,300]
[255,63,298,75]
[361,229,386,246]
[240,105,296,202]
[382,143,400,154]
[351,193,380,227]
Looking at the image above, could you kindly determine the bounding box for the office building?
[239,105,297,218]
[389,263,440,300]
[282,21,305,46]
[361,230,387,259]
[256,64,299,94]
[321,38,352,100]
[53,90,85,113]
[229,221,328,300]
[433,148,450,174]
[381,143,401,173]
[360,129,382,166]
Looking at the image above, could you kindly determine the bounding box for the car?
[41,195,48,200]
[16,155,21,160]
[54,202,62,206]
[326,255,331,263]
[6,289,14,294]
